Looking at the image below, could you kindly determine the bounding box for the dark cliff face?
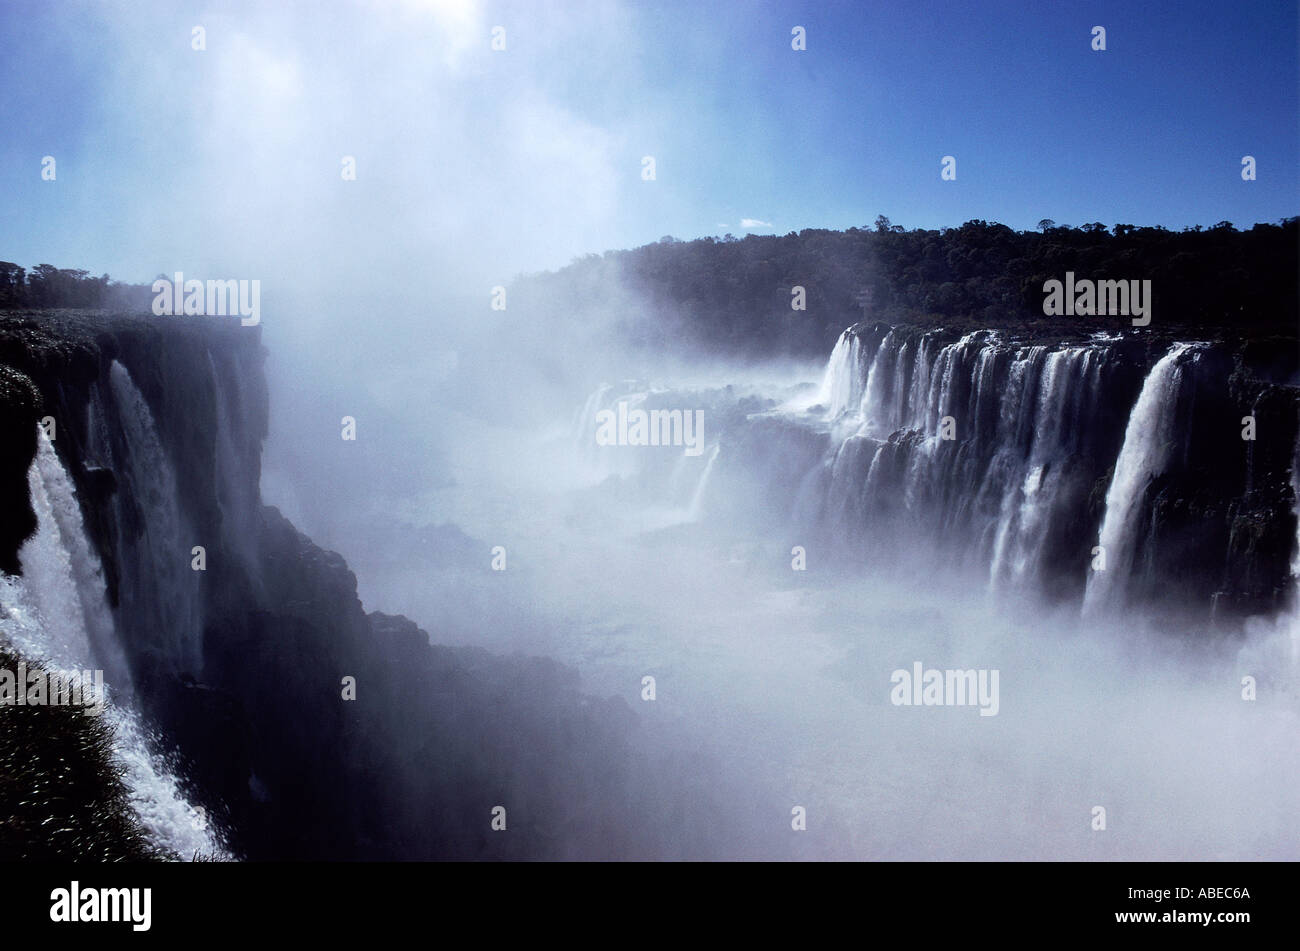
[1136,343,1300,620]
[0,311,735,860]
[0,363,40,574]
[174,506,654,860]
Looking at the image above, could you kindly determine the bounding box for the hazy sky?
[1,0,1296,289]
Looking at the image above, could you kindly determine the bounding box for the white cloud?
[740,218,772,229]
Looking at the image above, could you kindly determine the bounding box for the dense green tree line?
[0,262,150,311]
[516,217,1298,356]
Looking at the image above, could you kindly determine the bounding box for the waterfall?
[826,434,877,530]
[988,346,1099,590]
[104,360,203,674]
[573,382,614,444]
[904,333,938,431]
[572,324,1285,621]
[8,432,101,668]
[0,429,224,858]
[817,330,863,418]
[1083,343,1197,614]
[809,329,1097,584]
[688,444,720,521]
[859,328,897,432]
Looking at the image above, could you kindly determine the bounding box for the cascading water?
[988,346,1103,591]
[818,330,863,418]
[570,325,1288,624]
[858,328,897,432]
[788,326,1120,597]
[100,360,203,675]
[0,430,223,858]
[1083,343,1198,615]
[687,444,720,521]
[7,432,104,669]
[573,382,615,448]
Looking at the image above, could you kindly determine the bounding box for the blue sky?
[1,0,1296,286]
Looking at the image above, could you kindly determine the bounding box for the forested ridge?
[515,217,1299,357]
[0,262,153,311]
[6,216,1297,359]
